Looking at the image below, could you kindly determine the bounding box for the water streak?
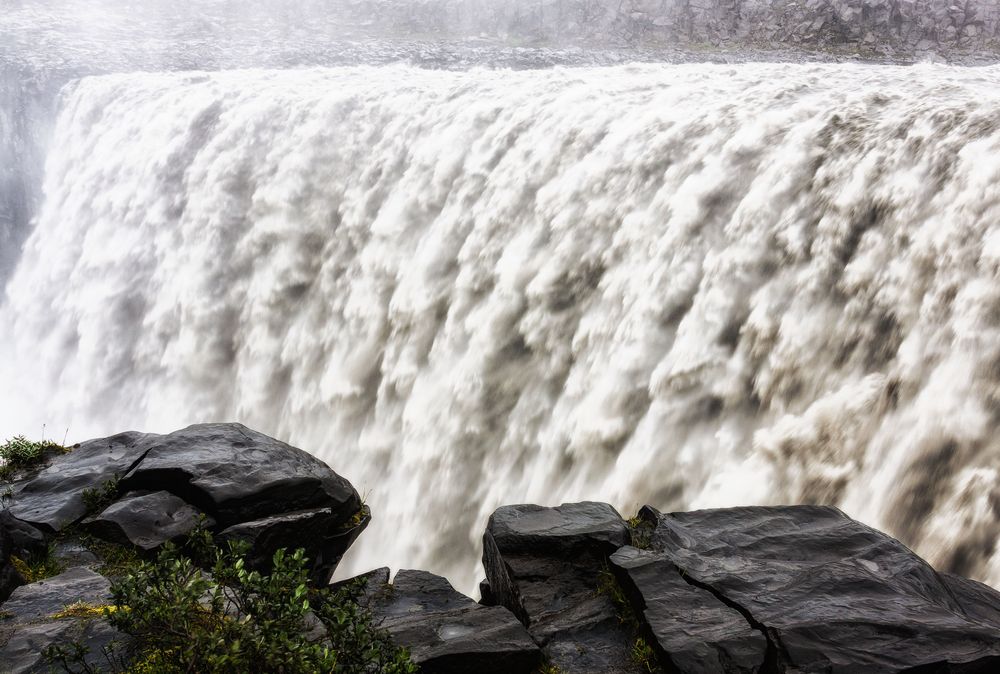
[4,63,1000,591]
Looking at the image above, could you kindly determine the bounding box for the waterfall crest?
[4,63,1000,590]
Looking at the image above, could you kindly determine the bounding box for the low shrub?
[95,528,416,673]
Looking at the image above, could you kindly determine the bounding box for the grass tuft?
[0,435,65,481]
[10,544,62,583]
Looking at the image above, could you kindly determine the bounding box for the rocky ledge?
[3,423,1000,673]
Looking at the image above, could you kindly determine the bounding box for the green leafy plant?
[596,566,662,671]
[631,636,657,672]
[77,534,142,578]
[627,513,653,550]
[0,435,64,480]
[82,474,121,516]
[97,527,416,673]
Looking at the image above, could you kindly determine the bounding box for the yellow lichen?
[49,601,122,620]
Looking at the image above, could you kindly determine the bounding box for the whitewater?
[3,62,1000,593]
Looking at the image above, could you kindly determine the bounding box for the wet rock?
[4,423,366,585]
[483,502,641,673]
[372,569,540,674]
[609,545,766,673]
[0,619,130,674]
[8,432,151,532]
[119,423,360,526]
[218,505,370,585]
[1,567,110,624]
[330,566,390,602]
[641,504,1000,672]
[0,510,47,560]
[0,565,132,673]
[1,518,21,602]
[85,490,213,553]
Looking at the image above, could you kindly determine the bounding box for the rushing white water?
[3,62,1000,592]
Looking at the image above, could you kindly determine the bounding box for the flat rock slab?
[8,432,152,532]
[119,423,360,526]
[642,504,1000,672]
[86,490,212,552]
[372,569,540,674]
[483,502,643,674]
[0,618,129,674]
[610,545,765,673]
[2,567,111,624]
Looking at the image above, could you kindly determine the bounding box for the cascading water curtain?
[3,63,1000,591]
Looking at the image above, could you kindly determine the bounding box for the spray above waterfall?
[3,62,1000,592]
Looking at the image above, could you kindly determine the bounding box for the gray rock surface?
[120,423,360,526]
[610,545,766,673]
[3,423,365,584]
[85,490,213,552]
[218,504,370,585]
[0,566,130,673]
[371,569,541,674]
[1,567,110,624]
[0,518,21,602]
[483,502,641,673]
[0,619,129,674]
[641,504,1000,672]
[8,432,151,532]
[343,0,1000,59]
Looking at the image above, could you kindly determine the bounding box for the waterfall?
[3,62,1000,592]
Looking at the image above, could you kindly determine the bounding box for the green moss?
[78,534,142,578]
[49,601,120,621]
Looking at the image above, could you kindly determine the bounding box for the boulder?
[483,502,642,673]
[609,545,766,673]
[8,432,151,532]
[640,504,1000,672]
[85,490,213,553]
[119,423,360,526]
[3,423,365,584]
[217,504,370,585]
[371,569,540,674]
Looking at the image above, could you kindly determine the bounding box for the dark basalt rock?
[371,569,540,674]
[1,566,111,624]
[119,423,360,526]
[0,619,129,674]
[640,504,1000,673]
[2,423,365,584]
[609,545,766,673]
[217,504,371,585]
[483,502,643,673]
[0,567,130,673]
[330,566,390,598]
[0,510,47,561]
[8,432,151,532]
[0,519,21,602]
[85,490,214,553]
